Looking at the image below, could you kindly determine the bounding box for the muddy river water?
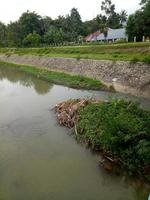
[0,66,149,200]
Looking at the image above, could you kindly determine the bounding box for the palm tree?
[120,10,128,26]
[100,24,108,41]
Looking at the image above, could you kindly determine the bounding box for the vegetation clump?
[55,98,150,182]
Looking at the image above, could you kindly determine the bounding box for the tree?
[67,8,83,41]
[101,0,115,16]
[107,12,121,28]
[23,32,41,47]
[41,16,54,33]
[53,16,66,29]
[119,10,127,26]
[19,11,42,39]
[140,0,148,5]
[0,22,7,46]
[83,19,99,36]
[44,26,65,44]
[7,22,22,46]
[100,24,108,41]
[126,0,150,41]
[100,0,122,29]
[142,0,150,38]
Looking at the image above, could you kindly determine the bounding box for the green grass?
[76,99,150,182]
[0,42,150,62]
[0,61,107,90]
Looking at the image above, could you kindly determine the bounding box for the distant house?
[85,31,100,42]
[85,28,127,42]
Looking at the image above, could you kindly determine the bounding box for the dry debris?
[55,98,100,128]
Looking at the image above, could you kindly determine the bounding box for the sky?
[0,0,140,24]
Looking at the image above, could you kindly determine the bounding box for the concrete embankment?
[0,54,149,98]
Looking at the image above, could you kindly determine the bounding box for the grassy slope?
[76,99,150,182]
[0,42,150,62]
[0,61,106,90]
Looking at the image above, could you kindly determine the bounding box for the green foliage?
[142,55,150,64]
[6,22,22,47]
[19,11,42,39]
[44,26,65,44]
[83,19,100,36]
[23,32,41,47]
[0,8,85,47]
[126,0,150,41]
[0,1,128,47]
[41,16,53,33]
[100,0,125,29]
[67,8,83,41]
[77,99,150,177]
[126,11,144,41]
[0,22,7,47]
[107,12,121,29]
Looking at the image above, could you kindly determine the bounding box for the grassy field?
[0,61,107,90]
[0,42,150,62]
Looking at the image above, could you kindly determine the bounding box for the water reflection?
[0,66,52,95]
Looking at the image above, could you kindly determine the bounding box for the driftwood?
[55,98,99,129]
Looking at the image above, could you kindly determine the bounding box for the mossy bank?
[0,61,106,90]
[0,54,149,98]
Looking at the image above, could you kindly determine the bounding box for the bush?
[76,99,150,177]
[23,32,41,47]
[142,56,150,64]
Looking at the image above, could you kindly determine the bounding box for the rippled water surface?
[0,66,149,200]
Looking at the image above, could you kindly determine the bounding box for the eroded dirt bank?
[0,54,149,97]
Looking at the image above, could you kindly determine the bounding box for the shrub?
[76,99,150,177]
[23,32,41,47]
[142,56,150,64]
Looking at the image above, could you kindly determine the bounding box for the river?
[0,66,149,200]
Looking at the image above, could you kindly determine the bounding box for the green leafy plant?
[76,99,150,180]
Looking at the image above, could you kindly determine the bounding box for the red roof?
[85,31,100,42]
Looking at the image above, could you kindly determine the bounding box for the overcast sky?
[0,0,140,24]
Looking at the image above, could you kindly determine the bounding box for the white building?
[85,28,127,42]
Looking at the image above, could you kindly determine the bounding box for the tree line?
[0,0,149,47]
[126,0,150,41]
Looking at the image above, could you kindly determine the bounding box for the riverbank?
[0,42,150,62]
[55,99,150,183]
[0,61,106,90]
[0,54,150,98]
